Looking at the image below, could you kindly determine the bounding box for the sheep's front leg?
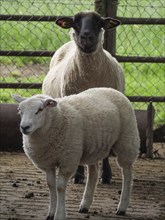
[55,173,69,220]
[116,165,133,215]
[46,169,57,220]
[79,163,99,213]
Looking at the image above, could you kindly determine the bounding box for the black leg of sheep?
[74,157,112,184]
[101,157,112,184]
[74,166,85,184]
[46,216,54,220]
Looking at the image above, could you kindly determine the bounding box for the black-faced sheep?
[42,11,125,184]
[13,88,139,220]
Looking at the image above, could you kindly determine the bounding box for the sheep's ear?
[102,17,121,29]
[12,94,26,103]
[44,99,57,108]
[55,16,74,29]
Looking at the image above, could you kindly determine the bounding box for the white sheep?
[13,88,139,220]
[42,11,125,184]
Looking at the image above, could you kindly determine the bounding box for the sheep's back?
[59,88,132,164]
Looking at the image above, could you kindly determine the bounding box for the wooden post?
[94,0,107,16]
[0,103,23,152]
[105,0,118,55]
[146,102,155,158]
[95,0,118,53]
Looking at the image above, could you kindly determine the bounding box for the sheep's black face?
[73,13,103,53]
[56,11,121,54]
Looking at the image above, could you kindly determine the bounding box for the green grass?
[1,88,41,103]
[0,0,165,126]
[0,74,45,102]
[117,25,164,57]
[117,0,164,18]
[123,62,165,126]
[0,0,94,65]
[123,63,165,96]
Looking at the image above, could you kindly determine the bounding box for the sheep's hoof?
[73,177,84,184]
[79,207,89,213]
[116,210,126,216]
[45,215,54,220]
[101,178,111,184]
[74,166,85,184]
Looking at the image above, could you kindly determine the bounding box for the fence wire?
[0,0,165,127]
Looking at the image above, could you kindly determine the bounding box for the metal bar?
[0,50,55,57]
[127,96,165,102]
[117,17,165,25]
[105,0,118,55]
[0,83,42,89]
[0,15,57,22]
[1,15,164,25]
[115,55,165,63]
[1,51,164,63]
[0,83,165,103]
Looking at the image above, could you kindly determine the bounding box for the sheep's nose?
[81,32,93,40]
[20,125,30,134]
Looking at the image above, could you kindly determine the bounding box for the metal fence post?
[95,0,118,52]
[105,0,118,55]
[146,102,155,158]
[94,0,107,16]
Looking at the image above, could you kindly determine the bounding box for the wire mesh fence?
[115,0,165,127]
[0,0,165,127]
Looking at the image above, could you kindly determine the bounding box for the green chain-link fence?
[0,0,165,127]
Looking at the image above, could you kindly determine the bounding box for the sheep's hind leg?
[101,157,112,184]
[46,216,54,220]
[45,168,57,220]
[116,165,133,215]
[79,163,99,213]
[74,165,85,184]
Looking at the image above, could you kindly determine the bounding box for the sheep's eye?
[35,108,43,115]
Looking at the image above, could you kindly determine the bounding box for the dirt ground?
[0,152,165,220]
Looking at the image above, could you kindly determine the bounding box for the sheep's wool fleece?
[42,39,125,98]
[23,88,139,171]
